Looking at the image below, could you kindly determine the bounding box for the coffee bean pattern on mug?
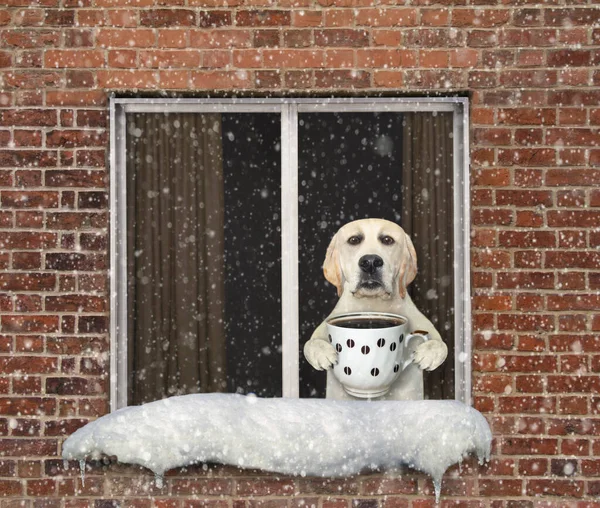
[334,335,403,378]
[325,312,419,398]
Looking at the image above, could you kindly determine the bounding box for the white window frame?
[109,97,471,411]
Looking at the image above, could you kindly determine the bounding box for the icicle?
[457,456,463,473]
[154,473,164,489]
[433,477,442,505]
[477,444,490,466]
[78,459,86,486]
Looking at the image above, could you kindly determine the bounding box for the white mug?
[326,312,429,399]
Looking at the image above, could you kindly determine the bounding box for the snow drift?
[62,394,491,502]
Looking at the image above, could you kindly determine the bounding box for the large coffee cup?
[326,312,429,399]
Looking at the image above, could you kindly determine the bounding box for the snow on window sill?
[62,393,491,503]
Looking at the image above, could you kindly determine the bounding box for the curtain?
[126,113,227,405]
[402,112,455,400]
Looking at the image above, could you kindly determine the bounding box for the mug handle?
[402,331,430,370]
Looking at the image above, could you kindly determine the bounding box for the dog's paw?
[413,340,448,371]
[304,339,338,371]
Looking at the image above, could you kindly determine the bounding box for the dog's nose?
[358,255,384,274]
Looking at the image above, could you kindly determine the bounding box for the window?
[110,98,471,410]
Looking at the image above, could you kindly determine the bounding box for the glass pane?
[297,111,454,399]
[222,113,282,397]
[125,112,282,405]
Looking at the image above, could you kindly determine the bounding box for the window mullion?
[111,102,129,411]
[281,103,300,398]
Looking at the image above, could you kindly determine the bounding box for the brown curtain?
[126,113,227,405]
[402,112,455,400]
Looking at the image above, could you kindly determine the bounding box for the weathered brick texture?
[1,0,599,505]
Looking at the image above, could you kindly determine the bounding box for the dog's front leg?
[303,321,338,371]
[400,298,448,372]
[409,321,448,372]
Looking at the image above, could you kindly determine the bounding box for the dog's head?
[323,219,417,299]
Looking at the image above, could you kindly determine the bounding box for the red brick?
[474,333,513,351]
[562,439,589,455]
[558,314,587,332]
[0,273,56,291]
[45,295,106,312]
[472,250,511,269]
[0,480,23,496]
[46,90,106,106]
[355,8,416,27]
[315,29,369,47]
[518,458,548,476]
[199,10,231,27]
[357,49,415,68]
[324,10,354,27]
[498,231,555,248]
[44,49,104,68]
[498,148,555,166]
[78,316,108,333]
[546,251,600,269]
[499,108,556,126]
[549,210,600,228]
[97,69,158,89]
[405,28,465,47]
[478,479,522,497]
[497,314,554,332]
[46,377,105,395]
[315,70,370,88]
[97,28,156,48]
[558,396,588,415]
[45,253,106,271]
[45,170,106,188]
[502,437,559,455]
[373,29,401,46]
[12,252,41,269]
[515,375,544,393]
[140,50,201,68]
[471,168,510,187]
[236,10,290,26]
[2,439,57,457]
[140,9,196,27]
[545,8,600,26]
[497,272,554,289]
[548,375,600,393]
[547,418,600,436]
[0,397,56,416]
[263,49,323,68]
[282,29,312,48]
[156,28,189,48]
[515,211,543,227]
[526,479,584,498]
[191,29,251,48]
[516,335,545,353]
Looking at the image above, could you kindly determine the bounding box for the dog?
[304,218,448,400]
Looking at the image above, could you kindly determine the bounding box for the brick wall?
[1,0,600,505]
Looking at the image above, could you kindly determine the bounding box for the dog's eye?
[347,235,362,246]
[380,235,395,246]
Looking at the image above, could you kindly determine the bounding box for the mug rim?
[326,311,407,329]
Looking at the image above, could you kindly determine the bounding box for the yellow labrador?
[304,218,448,400]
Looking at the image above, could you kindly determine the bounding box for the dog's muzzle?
[357,255,384,290]
[358,255,383,274]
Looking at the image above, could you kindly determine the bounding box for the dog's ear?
[397,231,418,299]
[323,232,343,296]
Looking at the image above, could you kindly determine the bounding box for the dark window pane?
[297,112,455,400]
[222,113,282,397]
[298,112,404,398]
